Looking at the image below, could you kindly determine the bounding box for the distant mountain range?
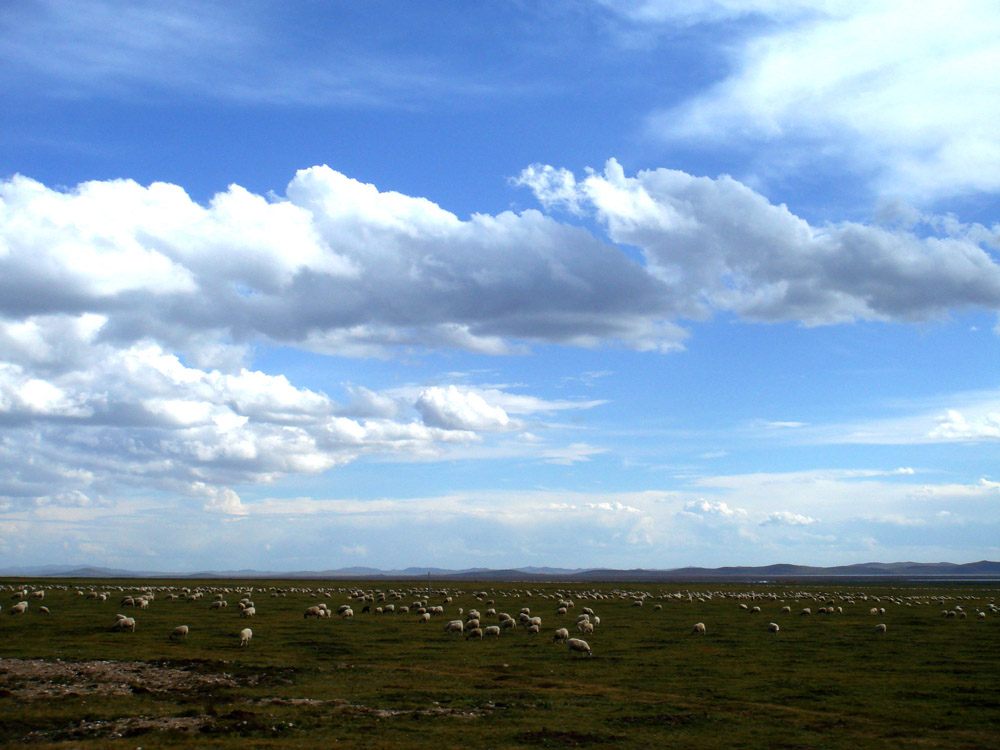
[2,560,999,581]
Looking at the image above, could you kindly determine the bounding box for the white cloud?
[761,511,818,526]
[0,168,685,357]
[930,409,1000,441]
[586,501,641,514]
[416,385,513,431]
[521,159,1000,325]
[3,160,1000,523]
[643,1,1000,201]
[540,442,607,465]
[682,499,747,518]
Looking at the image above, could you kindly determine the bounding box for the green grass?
[1,579,998,748]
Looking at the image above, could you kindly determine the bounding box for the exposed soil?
[22,715,210,743]
[0,657,240,698]
[2,657,496,744]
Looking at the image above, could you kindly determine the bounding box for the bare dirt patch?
[0,657,240,699]
[23,715,211,743]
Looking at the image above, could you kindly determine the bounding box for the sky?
[2,0,1000,572]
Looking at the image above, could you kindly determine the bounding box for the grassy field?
[0,578,998,749]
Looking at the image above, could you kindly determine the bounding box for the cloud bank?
[2,162,1000,512]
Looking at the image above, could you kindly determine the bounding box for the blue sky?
[2,1,1000,572]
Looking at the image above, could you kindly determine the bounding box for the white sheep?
[10,601,28,615]
[484,625,501,637]
[113,616,136,632]
[577,621,594,634]
[170,625,189,639]
[466,627,484,640]
[874,623,887,634]
[340,607,354,619]
[567,638,592,657]
[691,622,706,635]
[418,612,431,623]
[444,619,464,635]
[553,627,570,643]
[768,622,780,633]
[39,606,50,615]
[241,606,256,618]
[240,627,253,646]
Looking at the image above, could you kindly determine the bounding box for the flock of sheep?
[4,582,997,660]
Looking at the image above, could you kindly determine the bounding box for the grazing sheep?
[567,638,592,657]
[418,612,431,623]
[170,625,189,640]
[527,624,541,634]
[10,601,28,615]
[691,622,706,635]
[577,621,594,634]
[340,607,354,619]
[751,606,761,614]
[780,606,791,614]
[39,606,50,615]
[466,627,484,640]
[241,606,255,618]
[210,600,227,610]
[444,619,464,635]
[874,623,887,634]
[240,627,253,646]
[113,616,136,632]
[553,627,570,643]
[768,622,780,633]
[870,607,879,616]
[484,625,502,638]
[800,608,811,616]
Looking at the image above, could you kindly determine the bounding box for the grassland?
[0,578,998,749]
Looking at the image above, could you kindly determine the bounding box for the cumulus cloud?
[4,161,1000,515]
[0,311,607,508]
[519,160,1000,324]
[761,511,818,526]
[1,333,583,507]
[682,499,747,518]
[0,169,686,358]
[415,385,513,431]
[930,409,1000,441]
